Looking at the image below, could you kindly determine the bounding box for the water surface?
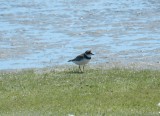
[0,0,160,70]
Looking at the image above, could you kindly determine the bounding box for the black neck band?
[84,54,91,59]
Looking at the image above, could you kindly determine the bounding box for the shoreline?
[1,61,160,73]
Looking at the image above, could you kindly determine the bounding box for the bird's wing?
[72,54,84,61]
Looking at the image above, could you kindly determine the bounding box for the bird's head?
[85,50,94,57]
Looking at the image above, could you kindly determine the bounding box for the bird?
[68,50,94,72]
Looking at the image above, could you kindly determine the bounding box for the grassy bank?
[0,68,160,115]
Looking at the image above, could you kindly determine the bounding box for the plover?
[68,50,94,72]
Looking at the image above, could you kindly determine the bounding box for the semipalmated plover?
[68,50,94,72]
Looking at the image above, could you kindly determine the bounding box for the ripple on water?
[0,0,160,70]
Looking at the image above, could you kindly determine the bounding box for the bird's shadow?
[66,70,84,74]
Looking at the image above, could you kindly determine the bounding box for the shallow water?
[0,0,160,70]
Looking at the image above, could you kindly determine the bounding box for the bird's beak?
[91,53,94,55]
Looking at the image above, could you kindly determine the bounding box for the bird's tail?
[68,60,72,62]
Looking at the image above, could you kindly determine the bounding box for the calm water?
[0,0,160,70]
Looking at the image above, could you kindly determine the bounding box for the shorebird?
[68,50,94,72]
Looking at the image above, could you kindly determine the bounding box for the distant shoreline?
[1,61,160,73]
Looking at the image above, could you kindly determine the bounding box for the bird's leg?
[79,65,82,72]
[83,65,85,72]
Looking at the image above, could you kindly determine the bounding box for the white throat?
[85,53,92,58]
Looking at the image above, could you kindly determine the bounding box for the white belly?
[73,59,90,65]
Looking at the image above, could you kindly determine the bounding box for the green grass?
[0,68,160,115]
